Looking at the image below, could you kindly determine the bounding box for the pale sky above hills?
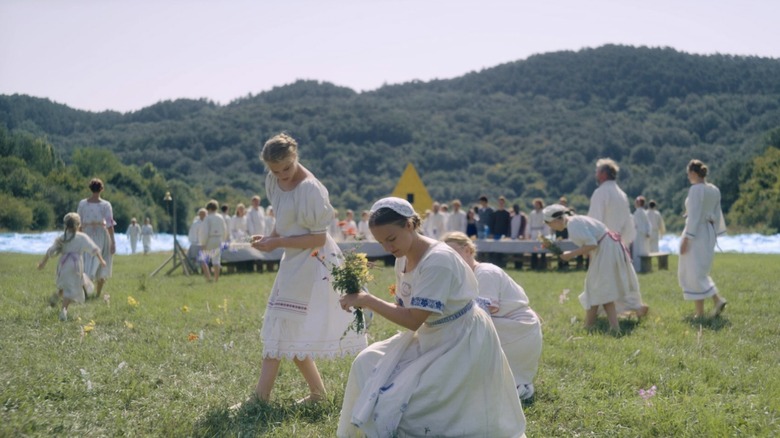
[1,0,778,113]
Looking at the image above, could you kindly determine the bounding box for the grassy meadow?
[1,251,778,437]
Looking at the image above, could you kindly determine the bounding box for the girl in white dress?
[337,197,525,438]
[678,160,728,318]
[443,231,543,402]
[248,133,367,404]
[76,178,115,297]
[230,203,249,241]
[38,213,105,321]
[543,204,649,332]
[141,218,154,254]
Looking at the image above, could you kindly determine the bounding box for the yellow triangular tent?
[391,163,433,214]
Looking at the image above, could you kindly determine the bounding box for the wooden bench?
[640,252,669,272]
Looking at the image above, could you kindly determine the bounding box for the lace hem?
[262,344,366,361]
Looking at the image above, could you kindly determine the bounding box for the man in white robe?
[446,199,467,233]
[246,195,266,237]
[587,158,636,246]
[632,196,651,272]
[126,218,141,254]
[647,200,666,252]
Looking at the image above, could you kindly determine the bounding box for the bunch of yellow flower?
[312,249,373,334]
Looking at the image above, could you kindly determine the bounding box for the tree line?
[1,45,779,233]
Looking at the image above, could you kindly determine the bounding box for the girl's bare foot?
[636,305,649,318]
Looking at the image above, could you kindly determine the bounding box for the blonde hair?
[596,158,620,180]
[261,133,298,164]
[442,231,476,255]
[53,212,81,255]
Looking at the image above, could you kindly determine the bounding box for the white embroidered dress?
[46,232,101,303]
[567,215,644,313]
[474,263,542,387]
[588,180,636,245]
[338,243,525,438]
[678,183,726,300]
[261,171,367,360]
[77,199,114,280]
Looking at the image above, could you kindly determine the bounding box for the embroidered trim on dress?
[410,296,444,312]
[427,300,474,326]
[475,297,491,312]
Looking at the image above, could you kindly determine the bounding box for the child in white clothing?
[38,213,106,321]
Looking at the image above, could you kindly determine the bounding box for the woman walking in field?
[246,133,366,405]
[678,159,728,318]
[76,178,115,297]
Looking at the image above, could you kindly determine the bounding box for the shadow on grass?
[683,314,731,331]
[586,317,642,337]
[192,397,339,437]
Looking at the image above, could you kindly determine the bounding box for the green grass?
[1,252,778,437]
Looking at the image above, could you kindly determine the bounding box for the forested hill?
[2,44,780,233]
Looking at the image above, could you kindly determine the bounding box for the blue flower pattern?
[411,296,444,311]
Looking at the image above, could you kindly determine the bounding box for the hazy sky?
[2,0,778,113]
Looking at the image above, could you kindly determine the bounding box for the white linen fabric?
[447,209,467,233]
[77,199,115,280]
[527,209,549,239]
[588,180,636,245]
[247,206,266,236]
[338,243,525,438]
[646,209,666,253]
[679,183,727,300]
[261,169,366,359]
[126,223,141,253]
[46,232,100,303]
[474,262,542,386]
[141,223,153,253]
[566,215,644,313]
[632,207,651,271]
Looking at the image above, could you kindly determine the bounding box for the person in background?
[646,200,666,252]
[342,209,358,240]
[231,203,249,241]
[427,201,446,239]
[337,197,525,437]
[198,200,228,282]
[38,213,105,321]
[188,208,207,268]
[126,217,141,254]
[492,196,511,240]
[476,195,494,239]
[220,203,232,224]
[328,209,343,242]
[247,195,266,238]
[443,231,543,402]
[265,206,276,237]
[632,196,651,272]
[446,199,467,234]
[510,204,528,240]
[77,178,115,297]
[357,210,374,241]
[246,133,366,406]
[527,198,549,270]
[141,217,154,255]
[543,204,648,332]
[679,159,728,318]
[588,158,636,246]
[466,208,478,239]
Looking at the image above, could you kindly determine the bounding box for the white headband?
[542,204,569,222]
[370,197,415,218]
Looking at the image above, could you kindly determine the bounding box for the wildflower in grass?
[124,320,134,330]
[639,385,657,405]
[388,283,396,296]
[181,305,189,313]
[559,288,570,304]
[312,248,373,334]
[217,298,228,314]
[103,294,110,306]
[188,332,198,342]
[127,296,139,307]
[215,318,223,325]
[82,320,96,334]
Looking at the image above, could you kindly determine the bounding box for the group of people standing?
[125,216,154,255]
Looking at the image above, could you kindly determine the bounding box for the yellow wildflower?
[127,296,139,307]
[124,320,134,329]
[83,320,96,333]
[181,305,189,313]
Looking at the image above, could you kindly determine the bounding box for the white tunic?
[357,220,374,241]
[527,210,549,239]
[188,218,202,246]
[262,170,366,359]
[446,209,467,233]
[646,209,666,253]
[126,223,141,253]
[230,215,249,241]
[46,232,101,303]
[678,183,726,300]
[474,263,542,386]
[567,215,644,313]
[141,224,153,252]
[246,206,266,237]
[588,180,636,245]
[77,199,114,280]
[632,207,651,271]
[338,244,525,437]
